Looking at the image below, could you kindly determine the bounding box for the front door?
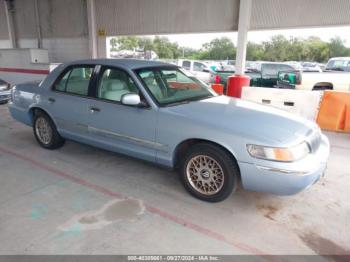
[87,66,158,162]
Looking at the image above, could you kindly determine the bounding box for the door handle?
[48,97,55,103]
[89,106,100,113]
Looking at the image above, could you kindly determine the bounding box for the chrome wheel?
[186,155,224,195]
[35,117,52,145]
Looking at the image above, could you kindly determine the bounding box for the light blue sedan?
[8,59,329,202]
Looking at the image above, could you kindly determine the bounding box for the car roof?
[328,57,350,61]
[65,59,177,70]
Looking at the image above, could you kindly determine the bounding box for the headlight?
[247,142,310,162]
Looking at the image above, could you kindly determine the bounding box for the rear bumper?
[8,102,32,126]
[239,134,330,195]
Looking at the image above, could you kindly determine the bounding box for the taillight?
[296,71,302,85]
[215,75,221,84]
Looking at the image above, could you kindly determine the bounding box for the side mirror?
[121,93,142,106]
[203,69,210,73]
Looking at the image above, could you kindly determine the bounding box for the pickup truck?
[209,62,296,91]
[178,59,216,84]
[278,57,350,91]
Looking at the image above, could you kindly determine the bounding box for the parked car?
[0,79,11,104]
[210,62,297,91]
[325,57,350,72]
[178,59,215,83]
[278,57,350,91]
[9,59,329,202]
[302,62,323,72]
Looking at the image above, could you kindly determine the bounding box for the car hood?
[164,95,317,146]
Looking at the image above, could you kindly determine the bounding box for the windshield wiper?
[187,94,214,102]
[163,94,214,107]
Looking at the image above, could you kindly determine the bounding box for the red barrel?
[226,75,250,98]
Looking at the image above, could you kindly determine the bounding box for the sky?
[158,26,350,49]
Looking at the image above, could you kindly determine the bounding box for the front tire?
[180,143,239,202]
[33,111,65,149]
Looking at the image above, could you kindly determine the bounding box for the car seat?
[99,70,131,101]
[144,77,163,101]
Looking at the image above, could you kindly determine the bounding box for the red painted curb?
[0,67,50,75]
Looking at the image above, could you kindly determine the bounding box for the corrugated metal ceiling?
[0,0,350,40]
[251,0,350,30]
[94,0,240,35]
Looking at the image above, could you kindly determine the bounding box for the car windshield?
[326,59,350,71]
[136,67,214,106]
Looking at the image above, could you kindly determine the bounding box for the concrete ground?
[0,104,349,257]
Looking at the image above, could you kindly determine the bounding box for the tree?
[246,42,264,61]
[181,47,201,59]
[302,37,329,62]
[328,37,350,58]
[197,37,236,60]
[152,36,180,59]
[138,37,154,51]
[109,34,350,62]
[110,38,118,51]
[116,36,139,50]
[261,35,291,61]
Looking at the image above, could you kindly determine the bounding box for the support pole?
[87,0,98,58]
[4,0,17,48]
[235,0,252,75]
[34,0,42,48]
[226,0,252,98]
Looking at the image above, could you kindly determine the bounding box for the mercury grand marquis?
[8,59,330,202]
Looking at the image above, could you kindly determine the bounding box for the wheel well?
[174,139,241,180]
[29,107,48,124]
[312,82,333,90]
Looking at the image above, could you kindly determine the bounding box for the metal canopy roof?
[93,0,350,36]
[1,0,350,41]
[1,0,350,63]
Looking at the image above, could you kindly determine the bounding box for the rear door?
[86,66,158,162]
[47,65,95,140]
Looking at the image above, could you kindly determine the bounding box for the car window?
[326,59,350,71]
[193,62,205,72]
[54,66,94,96]
[137,67,213,106]
[262,64,292,76]
[280,65,294,71]
[97,68,138,102]
[54,70,70,92]
[182,61,191,70]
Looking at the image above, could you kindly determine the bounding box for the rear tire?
[33,110,65,149]
[179,143,238,202]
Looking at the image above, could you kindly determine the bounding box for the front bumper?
[0,90,11,103]
[239,134,330,195]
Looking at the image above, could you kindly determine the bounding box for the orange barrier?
[316,91,350,133]
[211,84,224,95]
